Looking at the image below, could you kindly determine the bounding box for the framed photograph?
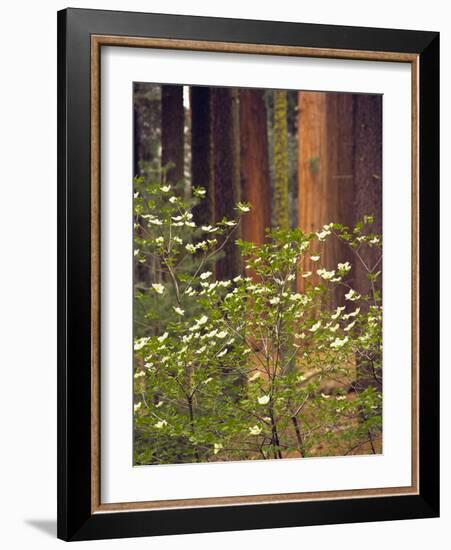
[57,8,439,541]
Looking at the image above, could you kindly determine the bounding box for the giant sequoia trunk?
[211,87,241,281]
[191,86,214,226]
[297,92,378,308]
[161,85,184,187]
[239,89,271,245]
[297,91,382,399]
[273,90,289,230]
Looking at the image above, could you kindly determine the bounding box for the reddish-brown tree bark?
[239,89,271,245]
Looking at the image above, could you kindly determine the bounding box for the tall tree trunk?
[191,86,214,226]
[297,91,382,398]
[161,85,184,187]
[133,103,140,178]
[325,92,356,306]
[297,92,329,292]
[239,89,271,245]
[273,90,289,230]
[211,87,241,280]
[297,92,358,304]
[353,94,383,295]
[352,94,383,394]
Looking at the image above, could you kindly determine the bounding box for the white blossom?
[134,337,149,351]
[154,420,168,429]
[330,336,349,349]
[331,306,346,319]
[345,307,361,319]
[337,261,351,273]
[201,225,218,232]
[147,216,163,225]
[200,271,212,280]
[151,283,165,295]
[173,306,184,316]
[345,289,361,301]
[316,229,331,241]
[236,202,251,213]
[317,268,336,280]
[258,395,270,405]
[248,425,262,435]
[310,320,322,332]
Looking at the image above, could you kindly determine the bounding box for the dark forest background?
[133,83,382,303]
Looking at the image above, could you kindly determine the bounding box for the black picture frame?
[57,7,439,541]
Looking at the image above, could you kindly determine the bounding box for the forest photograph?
[133,83,383,466]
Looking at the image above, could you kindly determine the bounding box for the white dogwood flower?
[337,261,351,273]
[345,289,361,301]
[236,202,251,213]
[248,425,262,435]
[330,336,349,349]
[310,320,322,332]
[317,268,335,280]
[154,420,168,429]
[151,283,165,295]
[134,337,149,351]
